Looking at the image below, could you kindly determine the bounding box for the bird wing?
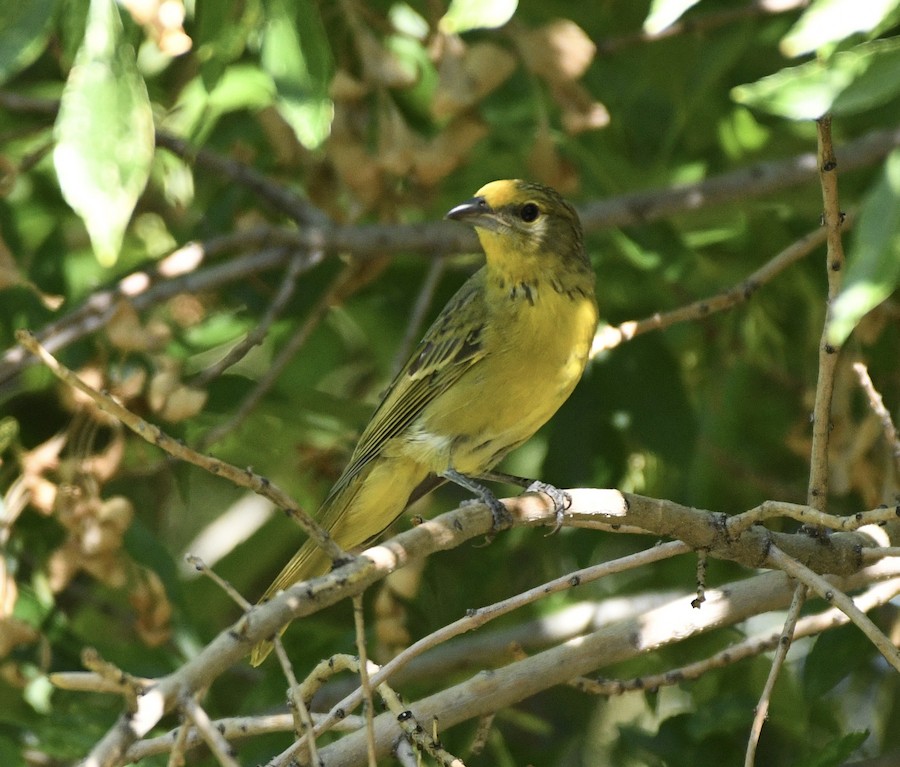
[321,267,489,504]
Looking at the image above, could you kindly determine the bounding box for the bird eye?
[519,202,540,222]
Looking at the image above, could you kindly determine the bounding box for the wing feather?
[322,268,489,503]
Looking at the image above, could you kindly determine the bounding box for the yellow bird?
[251,179,598,665]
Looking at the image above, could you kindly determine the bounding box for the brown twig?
[807,116,847,510]
[726,498,900,538]
[853,361,900,478]
[766,543,900,672]
[594,220,835,354]
[14,329,342,563]
[181,695,241,767]
[352,594,379,767]
[315,540,691,745]
[155,131,330,227]
[184,555,251,610]
[191,251,309,388]
[390,256,448,377]
[745,583,807,767]
[0,240,313,388]
[197,255,354,448]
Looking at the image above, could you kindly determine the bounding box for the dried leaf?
[432,37,517,120]
[527,127,579,195]
[330,69,369,101]
[356,25,416,88]
[516,19,596,83]
[378,100,419,176]
[412,117,488,186]
[148,369,207,421]
[553,81,610,134]
[328,140,383,208]
[106,300,171,352]
[130,570,172,647]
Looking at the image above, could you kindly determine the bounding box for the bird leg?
[442,468,512,532]
[477,470,571,534]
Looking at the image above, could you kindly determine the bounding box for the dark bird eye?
[519,202,540,222]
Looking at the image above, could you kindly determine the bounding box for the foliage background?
[1,0,899,765]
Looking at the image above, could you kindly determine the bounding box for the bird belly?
[407,291,595,476]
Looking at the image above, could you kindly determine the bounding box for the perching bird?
[251,179,598,665]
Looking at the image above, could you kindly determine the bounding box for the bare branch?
[853,361,900,478]
[745,584,807,767]
[14,330,342,562]
[808,116,847,510]
[595,220,835,353]
[766,544,900,672]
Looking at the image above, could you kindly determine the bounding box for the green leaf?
[731,38,900,120]
[780,0,900,57]
[644,0,701,35]
[0,417,19,453]
[803,623,875,697]
[794,730,869,767]
[0,0,58,85]
[439,0,518,34]
[52,0,154,267]
[261,0,333,149]
[828,149,900,344]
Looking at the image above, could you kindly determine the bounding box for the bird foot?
[524,481,571,535]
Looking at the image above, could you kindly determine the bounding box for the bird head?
[445,180,587,274]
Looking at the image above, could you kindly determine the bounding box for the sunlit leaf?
[53,0,154,266]
[261,0,333,149]
[439,0,518,34]
[828,149,900,344]
[732,38,900,120]
[780,0,900,57]
[643,0,701,35]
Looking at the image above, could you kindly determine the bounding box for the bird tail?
[249,540,332,666]
[249,456,426,666]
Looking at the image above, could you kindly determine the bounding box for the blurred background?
[1,0,899,764]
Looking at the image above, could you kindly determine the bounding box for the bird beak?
[445,196,501,232]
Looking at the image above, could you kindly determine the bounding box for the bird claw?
[472,494,512,547]
[524,481,571,535]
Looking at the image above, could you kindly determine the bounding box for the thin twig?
[807,116,847,511]
[15,330,342,562]
[353,594,379,767]
[313,541,690,744]
[745,583,807,767]
[0,241,315,388]
[123,713,363,762]
[167,713,190,767]
[273,638,319,763]
[853,361,900,477]
[155,131,330,227]
[594,220,835,354]
[726,499,900,538]
[191,251,310,387]
[181,696,241,767]
[198,254,355,448]
[184,555,251,609]
[766,543,900,672]
[390,256,448,377]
